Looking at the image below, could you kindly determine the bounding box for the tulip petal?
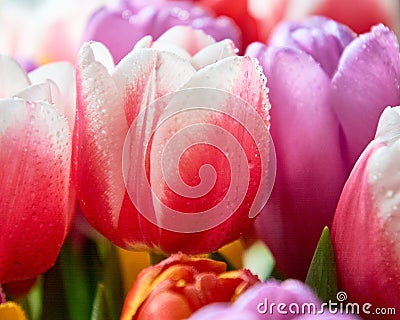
[113,47,196,125]
[333,107,400,311]
[14,80,61,106]
[136,289,192,320]
[189,303,258,320]
[331,24,400,165]
[127,58,273,250]
[191,39,237,70]
[28,62,76,130]
[268,17,356,77]
[0,55,30,98]
[120,254,227,320]
[84,6,149,63]
[75,42,127,243]
[0,99,72,283]
[0,302,27,320]
[255,47,347,279]
[133,35,153,51]
[151,42,192,62]
[234,279,321,315]
[183,56,269,120]
[155,26,215,56]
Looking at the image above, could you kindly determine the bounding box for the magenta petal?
[255,48,347,279]
[0,99,73,283]
[331,24,400,166]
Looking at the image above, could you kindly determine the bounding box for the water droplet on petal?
[386,190,394,198]
[122,9,132,20]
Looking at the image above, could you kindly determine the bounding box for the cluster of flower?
[1,0,400,319]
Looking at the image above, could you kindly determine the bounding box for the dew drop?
[386,190,394,198]
[121,9,132,20]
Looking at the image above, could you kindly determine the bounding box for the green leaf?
[41,259,69,320]
[16,278,43,320]
[100,243,124,320]
[59,239,99,320]
[91,284,112,320]
[305,226,338,302]
[149,251,168,265]
[208,252,236,271]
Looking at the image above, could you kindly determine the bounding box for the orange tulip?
[120,253,259,320]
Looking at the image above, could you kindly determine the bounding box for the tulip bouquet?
[1,0,400,319]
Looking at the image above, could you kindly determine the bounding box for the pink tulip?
[74,26,275,254]
[332,106,400,318]
[0,56,76,283]
[246,18,400,279]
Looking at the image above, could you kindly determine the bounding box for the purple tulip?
[246,17,400,279]
[190,279,360,319]
[189,303,259,320]
[83,0,240,62]
[233,279,321,319]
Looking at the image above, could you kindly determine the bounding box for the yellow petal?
[117,248,150,295]
[0,302,27,320]
[218,239,244,269]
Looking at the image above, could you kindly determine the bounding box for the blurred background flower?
[2,0,398,66]
[83,0,241,62]
[0,0,108,66]
[192,0,400,45]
